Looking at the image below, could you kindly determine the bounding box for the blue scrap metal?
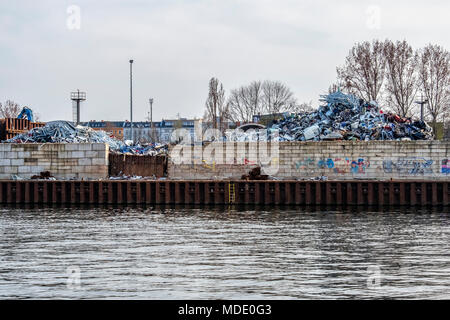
[264,91,434,141]
[17,107,34,122]
[4,121,168,155]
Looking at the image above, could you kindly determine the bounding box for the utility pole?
[149,98,154,142]
[129,59,134,143]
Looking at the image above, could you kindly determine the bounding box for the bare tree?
[337,40,387,102]
[227,81,264,123]
[0,100,21,118]
[261,80,297,114]
[227,80,298,123]
[417,44,450,134]
[205,77,229,131]
[383,40,419,117]
[227,87,252,123]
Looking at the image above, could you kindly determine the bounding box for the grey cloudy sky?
[1,0,449,122]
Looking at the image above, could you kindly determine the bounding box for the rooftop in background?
[123,119,196,128]
[80,120,124,140]
[81,119,198,129]
[80,121,124,128]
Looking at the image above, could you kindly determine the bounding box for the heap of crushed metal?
[5,120,168,155]
[231,91,434,142]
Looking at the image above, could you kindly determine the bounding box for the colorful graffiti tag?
[294,157,370,174]
[351,158,370,174]
[442,159,450,174]
[383,158,433,175]
[295,158,315,171]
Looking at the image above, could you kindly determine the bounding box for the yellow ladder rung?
[228,182,235,204]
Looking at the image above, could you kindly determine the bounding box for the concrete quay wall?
[0,143,109,180]
[168,141,450,181]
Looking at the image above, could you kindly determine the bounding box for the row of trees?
[204,78,312,128]
[336,40,449,132]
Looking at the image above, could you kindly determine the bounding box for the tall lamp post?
[149,98,154,142]
[129,59,134,143]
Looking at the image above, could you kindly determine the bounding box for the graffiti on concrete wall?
[294,157,370,174]
[442,159,450,174]
[350,158,370,174]
[383,158,433,175]
[295,158,315,171]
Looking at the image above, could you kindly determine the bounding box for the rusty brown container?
[108,154,167,177]
[0,118,45,141]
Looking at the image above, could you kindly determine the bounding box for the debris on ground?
[109,175,166,180]
[227,91,434,142]
[4,121,168,155]
[11,175,25,181]
[31,171,55,180]
[311,176,328,181]
[241,167,269,180]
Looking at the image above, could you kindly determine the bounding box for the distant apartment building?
[123,119,196,143]
[82,118,236,143]
[81,121,124,140]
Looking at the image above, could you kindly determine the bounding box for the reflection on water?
[0,205,449,299]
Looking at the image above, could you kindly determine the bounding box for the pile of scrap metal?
[118,143,168,156]
[228,91,434,142]
[4,120,168,155]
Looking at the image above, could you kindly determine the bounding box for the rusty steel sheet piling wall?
[0,143,109,180]
[0,180,448,206]
[168,141,450,180]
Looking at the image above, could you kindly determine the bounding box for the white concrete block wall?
[0,143,109,180]
[168,141,450,180]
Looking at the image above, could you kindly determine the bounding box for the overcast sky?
[1,0,449,122]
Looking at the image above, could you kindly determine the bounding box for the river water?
[0,206,449,299]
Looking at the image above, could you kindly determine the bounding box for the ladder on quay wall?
[228,182,236,204]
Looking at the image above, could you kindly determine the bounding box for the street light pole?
[129,59,134,143]
[149,98,154,142]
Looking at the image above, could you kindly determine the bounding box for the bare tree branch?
[418,44,450,133]
[0,100,22,118]
[227,81,264,123]
[337,40,387,102]
[205,77,228,132]
[384,40,419,117]
[262,80,297,114]
[227,80,297,123]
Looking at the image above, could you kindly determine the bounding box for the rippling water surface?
[0,206,449,299]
